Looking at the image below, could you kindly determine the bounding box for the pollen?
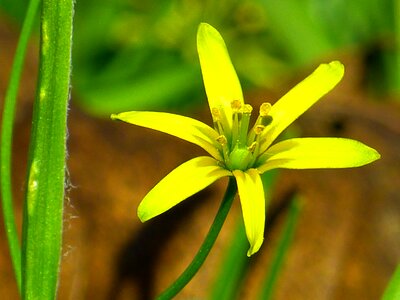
[231,99,242,111]
[211,107,221,120]
[243,104,253,114]
[260,102,271,117]
[247,141,257,152]
[253,125,265,135]
[216,135,228,146]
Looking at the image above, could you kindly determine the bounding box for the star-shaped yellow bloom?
[111,23,380,256]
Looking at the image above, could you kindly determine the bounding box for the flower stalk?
[157,178,237,300]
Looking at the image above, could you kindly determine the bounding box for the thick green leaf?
[21,0,73,298]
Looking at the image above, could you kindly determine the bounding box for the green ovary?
[228,147,254,171]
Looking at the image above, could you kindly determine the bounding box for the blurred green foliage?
[382,265,400,300]
[0,0,28,22]
[1,0,398,116]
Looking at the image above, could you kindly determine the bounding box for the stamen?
[216,135,230,166]
[260,115,273,126]
[242,104,253,114]
[253,125,265,135]
[238,106,252,147]
[247,141,257,153]
[211,107,225,135]
[258,103,273,127]
[231,101,242,148]
[211,107,221,120]
[260,102,271,116]
[216,135,228,146]
[249,132,263,165]
[231,99,242,111]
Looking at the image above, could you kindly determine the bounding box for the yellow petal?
[257,137,380,173]
[197,23,244,127]
[111,111,222,160]
[138,156,231,222]
[260,61,345,152]
[233,169,265,256]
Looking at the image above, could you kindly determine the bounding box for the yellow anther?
[247,141,257,152]
[242,104,253,114]
[216,135,228,146]
[259,102,272,117]
[253,125,265,135]
[211,107,221,120]
[231,100,242,111]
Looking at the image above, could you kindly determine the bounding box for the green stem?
[0,0,40,292]
[21,0,73,298]
[157,178,237,300]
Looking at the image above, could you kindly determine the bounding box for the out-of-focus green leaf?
[386,0,400,96]
[259,0,333,65]
[0,0,28,23]
[69,0,399,116]
[76,61,201,116]
[209,220,248,300]
[258,197,302,300]
[382,265,400,300]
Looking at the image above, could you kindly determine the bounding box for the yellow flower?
[111,23,380,256]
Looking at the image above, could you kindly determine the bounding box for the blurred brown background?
[1,5,400,299]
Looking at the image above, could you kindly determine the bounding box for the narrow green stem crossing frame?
[0,0,41,293]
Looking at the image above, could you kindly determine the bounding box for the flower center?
[212,101,272,171]
[229,147,253,171]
